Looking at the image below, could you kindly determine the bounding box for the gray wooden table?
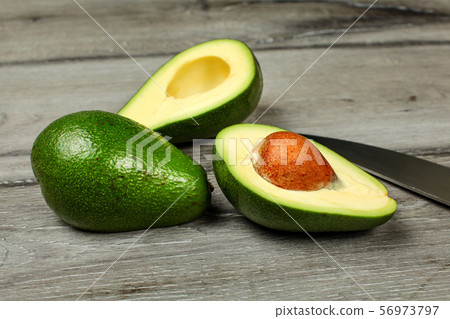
[1,0,449,300]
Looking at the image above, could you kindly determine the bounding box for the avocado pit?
[252,131,337,191]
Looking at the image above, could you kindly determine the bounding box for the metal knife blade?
[303,134,450,206]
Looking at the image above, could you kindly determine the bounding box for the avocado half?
[118,39,263,143]
[213,124,397,232]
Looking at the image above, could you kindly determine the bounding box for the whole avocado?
[31,111,211,232]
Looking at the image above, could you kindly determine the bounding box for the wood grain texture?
[1,0,450,64]
[0,182,449,300]
[0,0,449,301]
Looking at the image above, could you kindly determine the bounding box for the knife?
[303,134,450,207]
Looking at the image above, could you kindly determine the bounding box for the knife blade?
[303,134,450,206]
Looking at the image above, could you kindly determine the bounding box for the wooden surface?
[0,0,449,300]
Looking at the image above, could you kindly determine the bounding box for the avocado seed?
[252,131,337,191]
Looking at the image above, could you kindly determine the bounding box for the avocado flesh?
[31,111,211,232]
[213,124,397,232]
[118,39,263,143]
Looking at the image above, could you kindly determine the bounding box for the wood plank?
[0,180,449,300]
[1,45,449,182]
[3,0,450,21]
[1,1,450,64]
[331,0,450,14]
[0,155,36,186]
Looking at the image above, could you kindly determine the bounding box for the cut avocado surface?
[213,124,397,232]
[31,111,211,232]
[118,39,263,143]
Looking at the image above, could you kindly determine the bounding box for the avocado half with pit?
[118,39,263,143]
[213,124,397,232]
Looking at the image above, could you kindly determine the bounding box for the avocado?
[118,39,263,143]
[31,111,211,232]
[213,124,397,232]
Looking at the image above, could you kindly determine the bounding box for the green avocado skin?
[154,56,263,143]
[213,149,394,232]
[31,111,211,232]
